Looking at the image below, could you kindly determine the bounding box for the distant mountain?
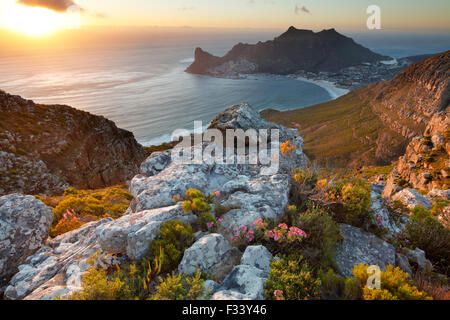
[0,90,146,196]
[186,27,390,76]
[262,51,449,168]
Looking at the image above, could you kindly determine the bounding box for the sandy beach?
[295,76,350,99]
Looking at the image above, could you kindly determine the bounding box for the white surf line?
[295,76,350,100]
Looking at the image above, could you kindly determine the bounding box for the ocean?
[0,29,449,146]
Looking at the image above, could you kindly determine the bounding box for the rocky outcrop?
[391,188,432,210]
[186,27,389,77]
[178,234,241,281]
[0,194,53,295]
[0,90,146,196]
[128,103,306,240]
[335,224,396,278]
[5,102,306,300]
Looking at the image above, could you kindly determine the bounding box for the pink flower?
[278,223,288,230]
[207,222,214,229]
[215,191,220,197]
[218,218,224,223]
[274,290,283,297]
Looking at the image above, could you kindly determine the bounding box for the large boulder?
[391,188,432,210]
[335,224,396,278]
[98,203,196,261]
[4,219,113,300]
[210,245,273,300]
[0,194,53,294]
[128,103,307,240]
[5,204,195,300]
[178,234,241,281]
[240,245,273,277]
[211,265,268,300]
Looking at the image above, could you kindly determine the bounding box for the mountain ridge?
[186,26,390,76]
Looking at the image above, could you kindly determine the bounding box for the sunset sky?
[0,0,449,38]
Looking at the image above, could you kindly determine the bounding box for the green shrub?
[319,269,361,300]
[69,248,165,300]
[406,207,450,276]
[293,168,318,189]
[352,264,431,300]
[149,220,194,273]
[287,204,342,269]
[152,271,205,300]
[264,256,321,300]
[69,266,126,300]
[431,199,450,216]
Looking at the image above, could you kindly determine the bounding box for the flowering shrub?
[264,256,321,300]
[232,225,255,250]
[325,179,372,227]
[287,204,342,269]
[50,208,83,237]
[261,222,307,243]
[280,140,296,158]
[38,185,133,237]
[179,188,222,232]
[352,264,431,300]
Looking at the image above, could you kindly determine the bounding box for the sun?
[1,3,69,37]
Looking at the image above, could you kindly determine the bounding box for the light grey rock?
[392,188,432,210]
[211,265,267,300]
[395,253,412,277]
[336,224,396,278]
[407,248,431,270]
[98,203,195,260]
[178,234,241,281]
[139,151,172,177]
[200,280,220,300]
[4,219,113,300]
[370,184,401,236]
[0,194,53,294]
[240,245,273,276]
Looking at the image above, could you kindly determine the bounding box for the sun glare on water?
[1,3,70,37]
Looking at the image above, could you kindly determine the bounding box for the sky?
[0,0,449,32]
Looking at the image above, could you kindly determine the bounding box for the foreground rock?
[211,245,273,300]
[4,204,195,300]
[129,103,307,240]
[0,90,146,196]
[5,103,306,300]
[0,194,53,295]
[178,234,241,281]
[335,224,396,278]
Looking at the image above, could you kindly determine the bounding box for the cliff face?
[0,90,146,196]
[263,51,449,168]
[186,27,389,76]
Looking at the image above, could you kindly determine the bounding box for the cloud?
[295,5,310,15]
[17,0,82,12]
